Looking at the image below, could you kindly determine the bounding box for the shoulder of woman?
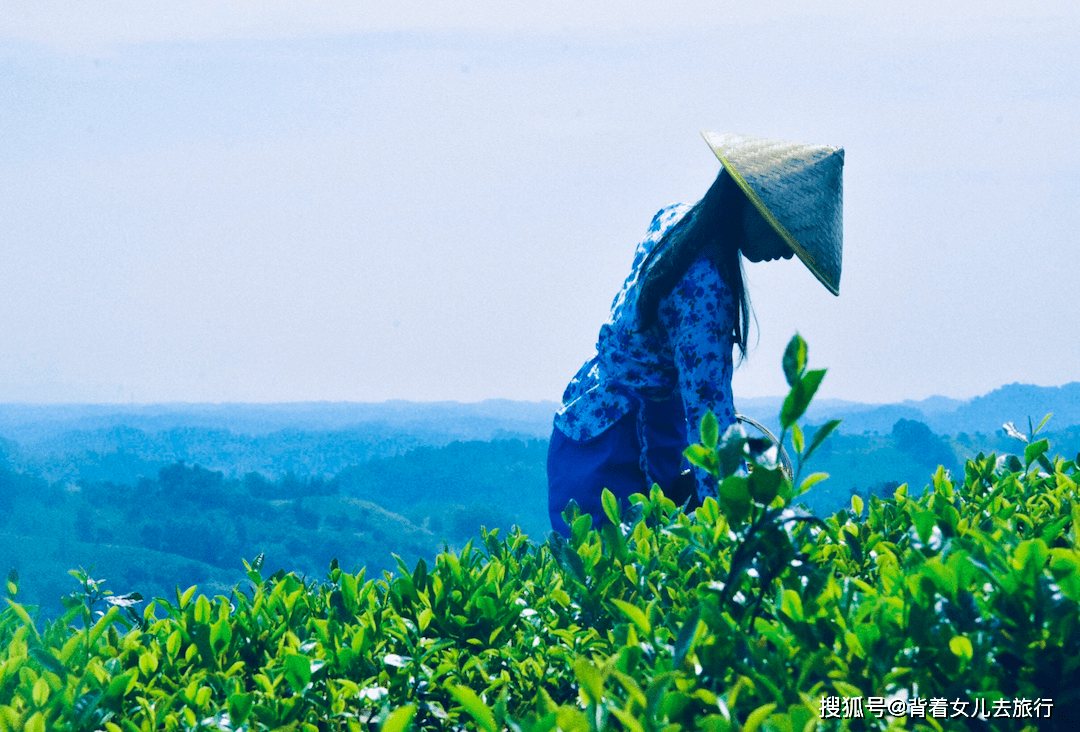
[646,202,692,236]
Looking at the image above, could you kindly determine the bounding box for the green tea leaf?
[717,476,752,525]
[1048,548,1080,575]
[743,703,778,732]
[30,647,66,678]
[284,653,312,692]
[138,651,158,676]
[25,712,45,732]
[211,617,232,652]
[32,677,50,706]
[780,589,804,621]
[610,708,646,732]
[798,472,830,495]
[548,532,588,587]
[748,465,782,505]
[804,419,841,463]
[166,630,182,658]
[949,635,973,661]
[611,599,651,635]
[844,531,864,566]
[912,509,937,547]
[573,662,605,709]
[193,595,211,624]
[105,669,138,701]
[851,494,864,517]
[449,685,497,732]
[5,599,40,641]
[555,707,590,732]
[601,488,620,526]
[1034,412,1053,435]
[791,422,804,455]
[782,334,807,387]
[684,444,719,475]
[72,691,102,727]
[1024,438,1050,467]
[701,410,719,449]
[412,557,427,592]
[228,692,255,727]
[832,681,863,698]
[178,585,197,608]
[781,369,826,429]
[716,424,749,477]
[673,605,702,670]
[570,513,593,545]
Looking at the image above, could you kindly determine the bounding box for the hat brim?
[701,131,841,296]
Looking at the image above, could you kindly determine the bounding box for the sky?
[1,1,1078,405]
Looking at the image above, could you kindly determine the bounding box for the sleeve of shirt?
[656,255,738,502]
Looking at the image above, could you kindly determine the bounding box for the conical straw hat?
[701,131,844,295]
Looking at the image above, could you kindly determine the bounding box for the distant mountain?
[737,383,1080,436]
[3,381,1080,457]
[900,395,967,416]
[0,400,560,444]
[734,396,937,436]
[935,383,1080,435]
[0,400,561,483]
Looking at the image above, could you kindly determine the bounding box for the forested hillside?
[0,439,548,619]
[3,392,1080,623]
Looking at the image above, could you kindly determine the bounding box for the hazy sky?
[2,2,1077,405]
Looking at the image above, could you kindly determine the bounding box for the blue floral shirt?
[554,204,738,499]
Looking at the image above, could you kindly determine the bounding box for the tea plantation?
[2,337,1077,731]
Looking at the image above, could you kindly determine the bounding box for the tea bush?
[2,336,1078,731]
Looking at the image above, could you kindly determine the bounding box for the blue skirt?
[547,396,695,537]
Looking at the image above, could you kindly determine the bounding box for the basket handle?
[736,413,794,480]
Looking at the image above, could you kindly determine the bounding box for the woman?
[548,131,844,536]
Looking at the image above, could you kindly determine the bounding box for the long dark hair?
[637,168,753,358]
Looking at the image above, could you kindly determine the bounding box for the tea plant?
[1,335,1077,731]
